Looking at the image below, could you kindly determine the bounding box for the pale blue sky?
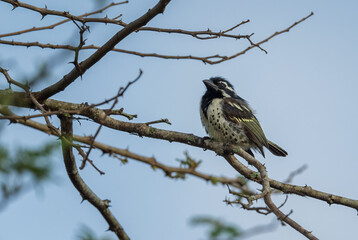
[1,0,358,239]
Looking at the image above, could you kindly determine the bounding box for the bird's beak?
[203,79,218,91]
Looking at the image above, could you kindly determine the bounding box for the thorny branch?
[0,91,355,239]
[0,95,357,212]
[0,1,128,38]
[0,0,340,239]
[0,67,61,135]
[60,115,130,240]
[0,67,29,90]
[80,69,143,171]
[0,12,314,65]
[224,153,318,240]
[0,0,128,23]
[32,0,171,102]
[0,106,251,191]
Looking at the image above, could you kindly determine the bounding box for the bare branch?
[59,115,129,240]
[224,153,318,240]
[127,19,252,40]
[264,193,318,240]
[28,91,60,136]
[0,1,128,38]
[34,0,170,101]
[0,12,314,66]
[210,11,314,64]
[0,110,76,120]
[0,106,250,191]
[145,118,172,126]
[283,165,308,183]
[80,70,142,170]
[1,94,357,212]
[0,0,128,22]
[0,67,29,90]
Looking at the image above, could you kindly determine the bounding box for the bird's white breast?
[200,98,250,148]
[201,99,226,141]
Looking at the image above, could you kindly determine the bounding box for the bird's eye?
[218,82,226,89]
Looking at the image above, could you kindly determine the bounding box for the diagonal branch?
[34,0,171,101]
[60,115,130,240]
[225,154,318,240]
[0,67,29,90]
[264,192,318,240]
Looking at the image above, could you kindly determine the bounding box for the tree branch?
[34,0,170,101]
[0,94,357,211]
[264,193,318,240]
[0,12,313,65]
[0,1,128,38]
[60,115,130,240]
[1,0,127,22]
[225,154,318,240]
[0,106,250,191]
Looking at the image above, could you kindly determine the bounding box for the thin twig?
[0,1,128,38]
[0,110,78,120]
[0,67,29,90]
[283,165,308,183]
[1,0,128,23]
[145,118,172,125]
[28,92,60,136]
[80,70,143,170]
[70,20,90,75]
[129,20,252,40]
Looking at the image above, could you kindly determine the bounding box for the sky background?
[1,0,358,239]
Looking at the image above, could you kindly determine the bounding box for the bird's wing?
[223,98,268,155]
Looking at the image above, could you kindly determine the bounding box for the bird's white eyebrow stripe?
[219,81,234,91]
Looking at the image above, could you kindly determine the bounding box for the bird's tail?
[267,140,288,157]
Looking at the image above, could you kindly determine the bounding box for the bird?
[200,77,287,158]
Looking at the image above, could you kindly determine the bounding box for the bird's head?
[203,77,236,98]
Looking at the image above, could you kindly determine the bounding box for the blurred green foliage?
[0,140,58,211]
[76,224,114,240]
[190,216,242,240]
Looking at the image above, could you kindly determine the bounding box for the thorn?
[41,13,47,20]
[103,199,111,208]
